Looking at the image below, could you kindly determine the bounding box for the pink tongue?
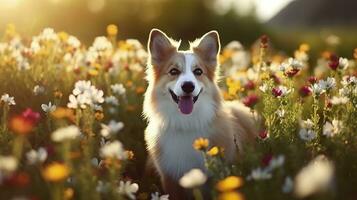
[178,96,194,115]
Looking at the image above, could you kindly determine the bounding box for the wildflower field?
[0,24,356,200]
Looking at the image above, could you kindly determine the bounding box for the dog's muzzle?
[169,89,202,104]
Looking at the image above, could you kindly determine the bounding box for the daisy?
[1,94,16,106]
[105,96,119,106]
[151,192,169,200]
[247,167,272,181]
[100,120,124,138]
[117,181,139,200]
[330,96,349,105]
[294,155,334,198]
[111,84,126,95]
[179,168,207,188]
[323,120,342,137]
[299,128,316,141]
[41,102,56,113]
[26,148,48,165]
[51,125,81,142]
[100,140,127,160]
[33,85,45,95]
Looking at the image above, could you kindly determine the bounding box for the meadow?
[0,24,356,200]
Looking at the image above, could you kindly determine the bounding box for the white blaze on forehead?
[172,53,202,96]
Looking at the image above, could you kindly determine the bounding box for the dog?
[143,29,257,199]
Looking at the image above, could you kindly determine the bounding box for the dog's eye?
[193,68,203,76]
[169,68,180,76]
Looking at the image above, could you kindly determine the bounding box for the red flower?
[272,87,283,97]
[328,54,339,70]
[262,154,273,166]
[244,80,256,90]
[259,130,269,140]
[242,94,259,108]
[299,85,312,97]
[308,76,317,84]
[260,35,269,49]
[4,172,30,187]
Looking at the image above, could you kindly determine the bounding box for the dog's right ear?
[148,29,176,66]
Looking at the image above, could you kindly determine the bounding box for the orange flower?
[54,91,63,98]
[126,150,135,160]
[136,87,145,94]
[126,105,136,112]
[42,163,70,182]
[216,176,244,192]
[51,107,75,122]
[95,112,104,121]
[193,138,209,151]
[218,191,244,200]
[64,188,74,200]
[10,116,35,135]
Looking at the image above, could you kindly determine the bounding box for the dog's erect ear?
[148,29,176,66]
[193,31,221,66]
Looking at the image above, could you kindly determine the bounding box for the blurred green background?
[0,0,356,56]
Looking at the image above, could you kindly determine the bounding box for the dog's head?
[145,29,221,116]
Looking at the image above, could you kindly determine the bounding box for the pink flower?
[21,108,41,125]
[244,80,256,90]
[299,85,312,97]
[272,87,283,97]
[328,54,339,70]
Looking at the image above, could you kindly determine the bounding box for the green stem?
[193,188,203,200]
[12,135,25,160]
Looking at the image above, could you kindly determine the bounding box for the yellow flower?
[207,146,219,156]
[259,72,270,81]
[226,78,241,96]
[299,43,310,52]
[218,191,244,200]
[64,188,74,200]
[107,24,118,36]
[216,176,244,192]
[193,138,209,150]
[88,69,99,76]
[42,163,70,182]
[5,24,17,38]
[58,31,69,42]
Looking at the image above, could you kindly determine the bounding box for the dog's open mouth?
[169,89,202,115]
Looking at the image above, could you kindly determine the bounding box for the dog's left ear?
[193,31,221,67]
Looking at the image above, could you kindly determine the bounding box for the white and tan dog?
[143,29,257,199]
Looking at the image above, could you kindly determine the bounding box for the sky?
[215,0,295,22]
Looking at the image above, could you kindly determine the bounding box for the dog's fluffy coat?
[143,29,257,199]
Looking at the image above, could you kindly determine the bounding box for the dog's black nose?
[181,81,195,94]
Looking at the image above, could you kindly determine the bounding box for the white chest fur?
[157,128,211,180]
